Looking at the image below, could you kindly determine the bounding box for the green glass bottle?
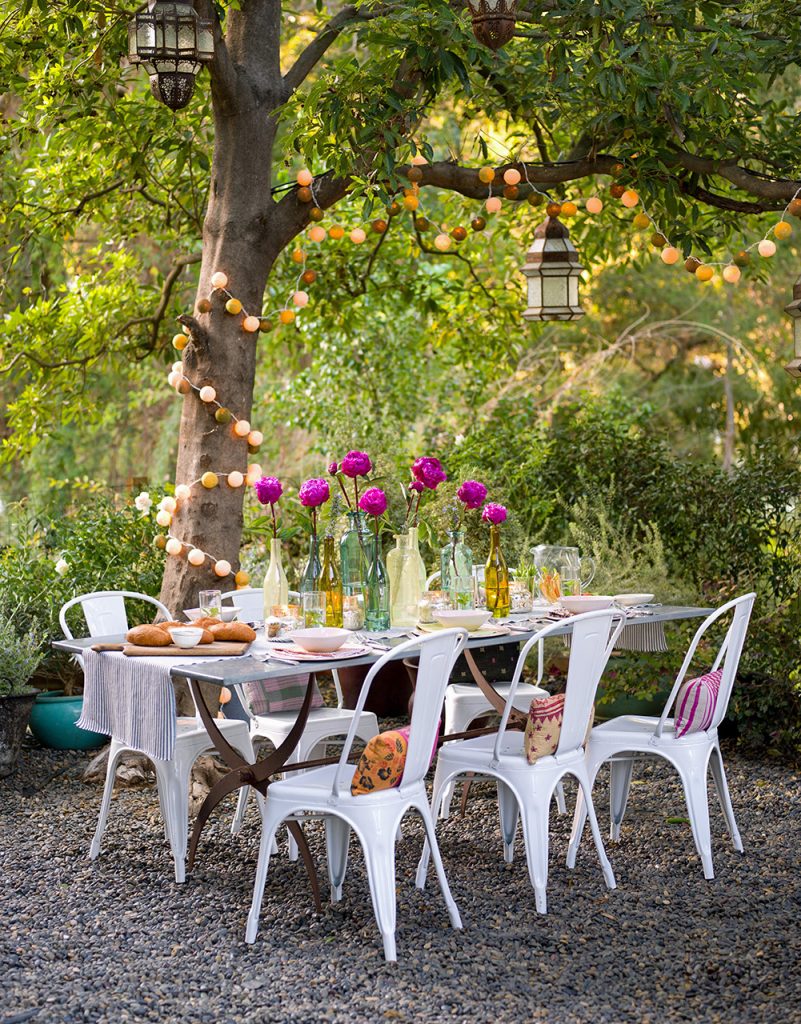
[485,524,510,618]
[299,533,321,595]
[317,534,343,627]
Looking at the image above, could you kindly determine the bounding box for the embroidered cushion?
[674,670,723,737]
[243,673,324,716]
[523,693,594,764]
[351,726,439,796]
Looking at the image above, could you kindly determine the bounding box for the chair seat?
[591,715,717,747]
[176,716,249,737]
[269,763,420,806]
[448,681,548,700]
[252,706,364,728]
[438,730,585,775]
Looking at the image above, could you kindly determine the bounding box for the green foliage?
[0,600,46,697]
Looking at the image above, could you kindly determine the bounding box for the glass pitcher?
[530,544,595,603]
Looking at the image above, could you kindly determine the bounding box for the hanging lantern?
[521,215,585,322]
[783,274,801,378]
[466,0,518,50]
[128,1,214,111]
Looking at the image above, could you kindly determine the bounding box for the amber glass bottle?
[485,524,510,618]
[317,534,343,627]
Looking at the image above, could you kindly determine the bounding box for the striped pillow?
[674,670,723,738]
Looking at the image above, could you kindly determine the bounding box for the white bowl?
[168,626,204,649]
[613,593,655,607]
[183,606,241,623]
[292,627,350,654]
[433,609,493,631]
[559,595,615,614]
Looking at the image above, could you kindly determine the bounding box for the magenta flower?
[341,450,372,478]
[298,478,330,508]
[412,456,447,490]
[457,480,487,510]
[359,487,388,517]
[328,460,339,475]
[409,481,424,493]
[254,476,283,505]
[482,502,507,526]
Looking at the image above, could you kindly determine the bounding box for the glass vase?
[365,537,390,631]
[339,510,372,599]
[440,529,474,608]
[389,532,422,627]
[317,535,343,627]
[299,533,321,595]
[263,537,288,617]
[485,524,510,619]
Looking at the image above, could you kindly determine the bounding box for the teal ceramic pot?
[595,687,672,721]
[29,692,106,751]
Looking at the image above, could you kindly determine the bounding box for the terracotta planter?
[0,690,37,777]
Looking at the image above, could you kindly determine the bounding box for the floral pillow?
[523,693,594,764]
[350,726,439,796]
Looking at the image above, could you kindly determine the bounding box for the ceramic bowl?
[559,595,615,614]
[168,626,204,649]
[433,609,493,631]
[613,593,655,607]
[183,606,241,623]
[292,627,350,654]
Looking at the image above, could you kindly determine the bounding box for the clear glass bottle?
[317,534,343,627]
[299,533,321,595]
[339,510,372,598]
[389,532,422,627]
[408,525,427,591]
[263,537,288,617]
[440,529,474,608]
[365,537,390,631]
[485,524,510,619]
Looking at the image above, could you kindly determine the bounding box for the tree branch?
[283,5,383,95]
[195,0,238,110]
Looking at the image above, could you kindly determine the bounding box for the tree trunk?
[159,97,281,614]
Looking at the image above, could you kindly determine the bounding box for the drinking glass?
[342,593,365,630]
[302,590,326,628]
[198,589,222,619]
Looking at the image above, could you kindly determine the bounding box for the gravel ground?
[1,738,799,1024]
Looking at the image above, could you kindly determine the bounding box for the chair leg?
[609,756,635,841]
[554,780,567,815]
[576,768,616,893]
[709,746,743,853]
[231,785,251,836]
[325,815,351,903]
[416,764,453,889]
[361,828,400,962]
[497,780,520,863]
[245,805,283,944]
[418,801,462,931]
[678,761,715,879]
[89,742,126,861]
[517,793,552,914]
[566,755,603,870]
[155,760,189,884]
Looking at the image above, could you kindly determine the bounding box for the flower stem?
[270,502,278,539]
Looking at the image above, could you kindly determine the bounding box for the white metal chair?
[566,593,756,881]
[245,629,468,961]
[222,587,300,621]
[417,609,625,914]
[61,590,256,883]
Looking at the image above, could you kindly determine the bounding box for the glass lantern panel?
[568,275,579,306]
[177,20,196,51]
[542,274,567,308]
[526,276,542,309]
[137,19,157,52]
[197,25,214,57]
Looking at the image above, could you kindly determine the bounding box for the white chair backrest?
[222,587,263,620]
[656,593,756,738]
[331,629,467,798]
[493,608,624,763]
[59,590,172,639]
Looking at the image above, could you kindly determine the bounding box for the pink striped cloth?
[674,669,723,737]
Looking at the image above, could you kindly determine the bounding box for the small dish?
[292,627,350,654]
[613,593,655,607]
[559,596,615,614]
[183,606,241,623]
[433,609,493,632]
[168,626,204,649]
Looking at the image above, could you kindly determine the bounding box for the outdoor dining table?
[53,605,710,908]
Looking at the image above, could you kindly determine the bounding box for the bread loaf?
[194,617,221,629]
[156,621,186,632]
[127,624,171,647]
[197,628,215,644]
[209,621,256,643]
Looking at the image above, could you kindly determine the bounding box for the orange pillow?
[351,728,409,795]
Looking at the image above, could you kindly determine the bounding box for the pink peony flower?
[482,502,507,525]
[299,478,330,508]
[412,456,447,490]
[359,487,388,517]
[254,476,283,505]
[328,460,339,475]
[341,450,372,478]
[409,481,424,493]
[457,479,487,510]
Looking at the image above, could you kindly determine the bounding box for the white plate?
[184,606,241,622]
[613,593,655,607]
[433,609,492,631]
[292,627,350,653]
[559,596,615,613]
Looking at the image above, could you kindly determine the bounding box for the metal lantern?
[128,1,214,111]
[521,215,585,322]
[784,274,801,378]
[465,0,518,50]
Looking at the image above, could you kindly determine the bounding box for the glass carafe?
[340,510,372,599]
[530,544,595,603]
[389,532,422,627]
[440,530,474,608]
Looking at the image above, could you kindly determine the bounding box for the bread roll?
[195,617,221,629]
[156,621,186,632]
[197,628,215,644]
[127,624,171,647]
[209,621,256,643]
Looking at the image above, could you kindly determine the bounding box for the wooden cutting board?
[92,641,251,657]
